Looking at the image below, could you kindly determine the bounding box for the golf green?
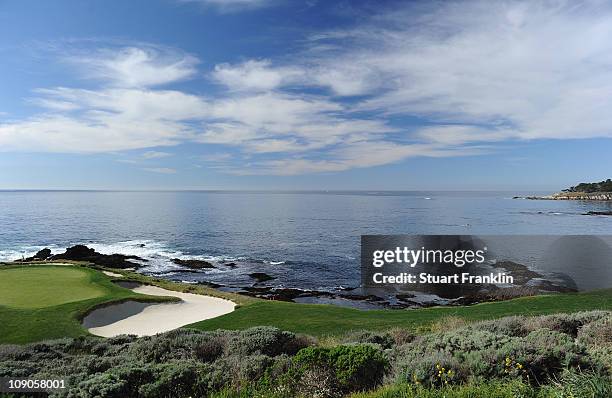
[0,264,175,344]
[0,267,106,308]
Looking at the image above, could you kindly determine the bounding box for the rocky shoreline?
[9,245,578,309]
[515,191,612,201]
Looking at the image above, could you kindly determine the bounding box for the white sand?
[88,285,235,337]
[102,270,123,278]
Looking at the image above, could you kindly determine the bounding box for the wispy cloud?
[67,46,198,88]
[142,167,177,174]
[3,1,612,176]
[141,151,172,159]
[181,0,276,13]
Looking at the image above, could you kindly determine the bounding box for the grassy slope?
[2,263,611,343]
[0,264,174,344]
[188,288,612,336]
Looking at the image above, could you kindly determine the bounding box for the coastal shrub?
[0,345,26,361]
[69,362,154,398]
[387,328,415,346]
[471,316,531,337]
[577,315,612,374]
[127,329,210,362]
[138,360,210,398]
[341,331,395,349]
[349,379,537,398]
[219,354,275,385]
[396,351,468,387]
[539,370,612,398]
[577,314,612,347]
[226,327,311,357]
[0,360,38,378]
[494,329,591,383]
[69,372,130,398]
[412,329,515,355]
[428,316,469,334]
[392,325,599,385]
[526,311,610,337]
[292,344,389,396]
[194,334,228,362]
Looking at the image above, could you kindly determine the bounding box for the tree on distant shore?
[564,179,612,193]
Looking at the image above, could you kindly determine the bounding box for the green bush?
[138,360,210,398]
[393,325,600,386]
[226,326,311,357]
[292,344,389,396]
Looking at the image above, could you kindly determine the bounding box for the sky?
[1,0,612,190]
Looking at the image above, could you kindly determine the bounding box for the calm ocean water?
[1,191,611,292]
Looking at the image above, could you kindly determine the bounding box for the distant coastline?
[516,191,612,201]
[515,179,612,202]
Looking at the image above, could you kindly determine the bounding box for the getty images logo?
[372,246,488,268]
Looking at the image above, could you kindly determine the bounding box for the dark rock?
[584,211,612,216]
[240,286,332,301]
[494,260,543,285]
[49,245,145,268]
[15,248,53,262]
[395,293,416,301]
[198,281,224,288]
[32,248,52,260]
[171,258,215,269]
[248,272,276,282]
[224,262,237,267]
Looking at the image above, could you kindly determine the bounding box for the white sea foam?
[0,245,63,262]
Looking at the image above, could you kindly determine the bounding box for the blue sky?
[1,0,612,190]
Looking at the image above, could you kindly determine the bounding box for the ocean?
[1,190,611,297]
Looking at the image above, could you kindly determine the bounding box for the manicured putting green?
[0,267,105,308]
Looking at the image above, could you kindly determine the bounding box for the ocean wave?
[0,244,63,262]
[265,260,286,265]
[0,240,261,275]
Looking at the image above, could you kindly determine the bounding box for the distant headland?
[515,179,612,203]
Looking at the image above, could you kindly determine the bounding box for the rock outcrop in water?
[584,211,612,216]
[14,248,53,262]
[49,245,145,268]
[171,258,215,269]
[248,272,276,282]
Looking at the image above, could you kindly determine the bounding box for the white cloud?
[307,0,612,143]
[5,1,612,176]
[69,47,198,88]
[213,60,302,92]
[0,86,208,152]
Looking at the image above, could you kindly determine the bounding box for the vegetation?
[0,312,609,398]
[0,265,175,344]
[188,288,612,336]
[564,178,612,193]
[1,263,612,345]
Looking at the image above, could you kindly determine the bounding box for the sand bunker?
[87,285,235,337]
[102,270,123,278]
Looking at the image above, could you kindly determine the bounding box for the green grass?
[187,288,612,337]
[0,264,175,344]
[2,262,611,344]
[0,267,106,308]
